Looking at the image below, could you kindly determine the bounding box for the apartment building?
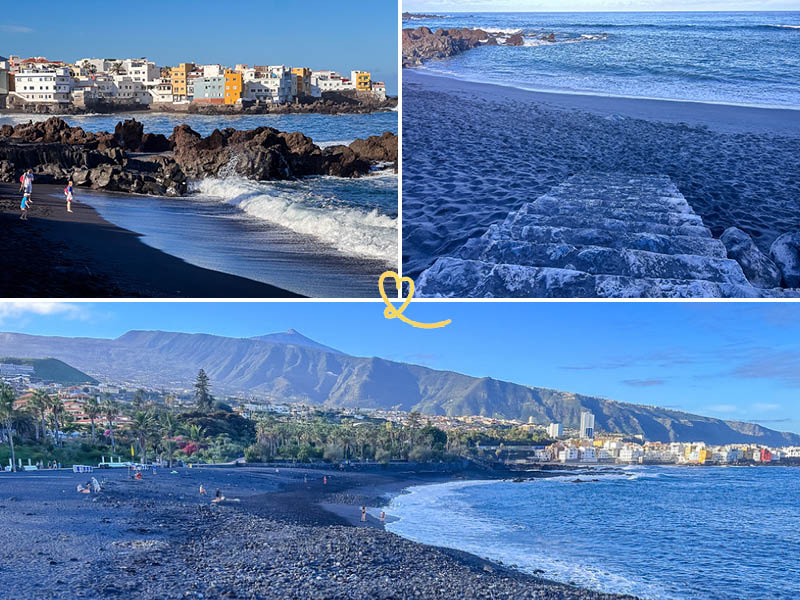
[193,75,225,103]
[351,70,371,91]
[224,69,243,104]
[170,62,195,101]
[291,67,312,96]
[244,65,295,103]
[120,59,160,83]
[13,67,73,103]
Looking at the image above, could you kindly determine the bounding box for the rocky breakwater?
[0,117,397,196]
[403,26,527,67]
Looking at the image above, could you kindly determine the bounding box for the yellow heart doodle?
[378,271,451,329]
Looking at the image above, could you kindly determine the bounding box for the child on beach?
[64,180,74,213]
[20,192,30,220]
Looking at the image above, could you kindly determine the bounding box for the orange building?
[170,62,195,100]
[291,67,312,96]
[224,69,242,104]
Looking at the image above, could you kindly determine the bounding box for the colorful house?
[224,69,243,104]
[351,70,371,91]
[291,67,312,97]
[169,62,195,100]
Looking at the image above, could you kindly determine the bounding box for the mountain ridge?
[0,329,796,446]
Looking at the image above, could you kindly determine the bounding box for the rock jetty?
[0,117,397,196]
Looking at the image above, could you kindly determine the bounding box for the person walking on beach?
[361,506,367,522]
[380,510,386,524]
[64,180,74,213]
[21,169,34,196]
[20,191,30,220]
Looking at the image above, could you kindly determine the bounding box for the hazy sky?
[3,302,800,434]
[405,0,799,11]
[0,0,398,94]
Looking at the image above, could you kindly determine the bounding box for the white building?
[371,81,387,99]
[547,423,563,438]
[77,58,119,75]
[14,67,73,103]
[310,70,353,92]
[618,446,643,463]
[579,447,597,463]
[558,447,579,463]
[579,411,595,439]
[200,64,224,78]
[243,66,295,103]
[146,78,173,104]
[112,75,151,103]
[120,59,160,83]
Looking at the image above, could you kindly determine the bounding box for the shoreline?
[405,68,800,134]
[0,465,634,599]
[0,183,302,298]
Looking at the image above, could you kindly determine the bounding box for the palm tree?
[133,389,146,409]
[0,384,18,471]
[109,61,124,76]
[48,397,65,448]
[186,423,205,443]
[85,397,101,443]
[29,390,50,442]
[130,410,157,465]
[160,412,179,467]
[102,395,119,452]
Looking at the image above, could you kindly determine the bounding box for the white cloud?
[753,402,780,411]
[0,25,33,33]
[0,302,89,324]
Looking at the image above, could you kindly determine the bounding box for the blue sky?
[0,0,398,94]
[405,1,799,11]
[2,302,800,434]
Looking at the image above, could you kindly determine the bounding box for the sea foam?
[192,176,397,264]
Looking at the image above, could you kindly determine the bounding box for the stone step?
[500,212,712,238]
[530,194,693,214]
[516,203,703,227]
[484,223,728,257]
[416,257,762,298]
[454,239,749,284]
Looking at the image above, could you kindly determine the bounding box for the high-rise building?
[547,422,563,438]
[580,411,595,439]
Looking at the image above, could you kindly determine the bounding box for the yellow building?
[224,69,243,104]
[170,62,195,99]
[698,448,711,464]
[291,67,312,96]
[352,70,371,91]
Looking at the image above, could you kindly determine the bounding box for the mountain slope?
[0,330,796,446]
[249,330,342,354]
[0,357,97,384]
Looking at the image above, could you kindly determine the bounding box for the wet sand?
[402,70,800,277]
[0,183,300,298]
[0,466,633,599]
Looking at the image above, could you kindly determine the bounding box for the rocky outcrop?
[0,118,396,196]
[348,132,398,170]
[114,119,172,152]
[403,27,499,67]
[169,124,383,180]
[720,227,782,289]
[770,232,800,288]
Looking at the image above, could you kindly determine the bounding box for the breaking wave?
[191,176,397,264]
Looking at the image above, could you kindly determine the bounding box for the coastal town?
[2,361,797,471]
[0,54,388,111]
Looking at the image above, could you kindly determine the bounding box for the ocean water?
[406,12,800,107]
[0,111,398,143]
[1,111,397,295]
[386,467,800,599]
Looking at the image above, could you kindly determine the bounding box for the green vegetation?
[244,413,552,464]
[0,357,97,385]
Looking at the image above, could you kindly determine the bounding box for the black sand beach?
[0,183,300,298]
[402,70,800,277]
[0,466,634,599]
